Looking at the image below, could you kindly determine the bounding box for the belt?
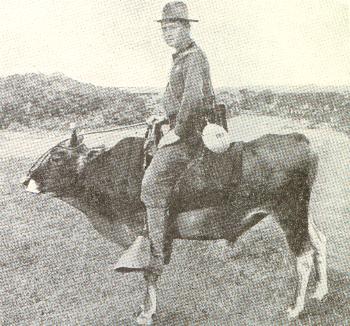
[166,113,207,134]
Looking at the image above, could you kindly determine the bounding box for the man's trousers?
[141,142,192,275]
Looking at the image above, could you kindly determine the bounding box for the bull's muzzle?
[21,175,31,187]
[21,176,40,194]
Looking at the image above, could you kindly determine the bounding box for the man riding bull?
[116,1,215,276]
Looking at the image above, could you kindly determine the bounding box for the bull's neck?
[55,173,86,201]
[69,171,88,199]
[59,136,146,209]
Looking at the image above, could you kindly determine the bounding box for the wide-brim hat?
[156,1,198,23]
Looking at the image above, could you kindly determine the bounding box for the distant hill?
[1,73,349,134]
[120,86,163,95]
[216,85,350,94]
[0,73,147,130]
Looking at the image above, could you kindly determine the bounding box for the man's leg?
[141,143,190,275]
[146,207,169,275]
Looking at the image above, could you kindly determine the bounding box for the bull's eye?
[50,156,62,163]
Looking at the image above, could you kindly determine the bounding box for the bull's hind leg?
[287,248,314,319]
[309,219,328,300]
[276,190,314,319]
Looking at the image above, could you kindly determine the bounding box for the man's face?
[161,21,188,48]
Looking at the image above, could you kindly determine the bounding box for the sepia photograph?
[1,0,349,325]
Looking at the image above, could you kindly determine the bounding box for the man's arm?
[174,53,204,138]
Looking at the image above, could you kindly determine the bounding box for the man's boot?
[114,235,151,272]
[114,207,167,274]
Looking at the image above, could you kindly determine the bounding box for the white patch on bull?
[26,179,40,194]
[137,277,157,325]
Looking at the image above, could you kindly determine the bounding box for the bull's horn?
[70,127,79,147]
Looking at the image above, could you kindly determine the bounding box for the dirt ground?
[0,115,349,325]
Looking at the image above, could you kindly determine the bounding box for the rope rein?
[80,121,147,137]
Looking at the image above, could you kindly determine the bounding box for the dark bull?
[22,128,327,324]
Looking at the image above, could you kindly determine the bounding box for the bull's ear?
[87,146,105,160]
[70,128,84,147]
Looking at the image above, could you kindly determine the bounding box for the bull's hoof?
[136,305,155,325]
[287,306,302,320]
[136,312,154,325]
[311,283,328,301]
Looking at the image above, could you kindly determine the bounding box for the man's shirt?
[163,41,214,138]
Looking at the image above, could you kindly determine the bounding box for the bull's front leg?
[137,272,158,325]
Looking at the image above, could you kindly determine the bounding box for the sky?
[0,0,349,88]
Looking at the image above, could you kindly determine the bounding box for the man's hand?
[146,114,167,126]
[158,129,180,148]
